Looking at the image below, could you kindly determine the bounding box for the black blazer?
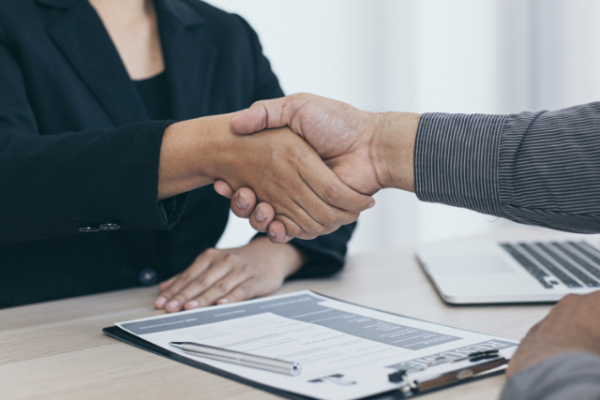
[0,0,355,308]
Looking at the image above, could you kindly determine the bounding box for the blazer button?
[99,223,121,231]
[139,268,158,286]
[79,226,100,233]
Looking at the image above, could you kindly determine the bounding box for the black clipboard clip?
[388,350,508,395]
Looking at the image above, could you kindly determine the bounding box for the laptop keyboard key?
[525,243,595,287]
[567,242,600,280]
[499,243,553,289]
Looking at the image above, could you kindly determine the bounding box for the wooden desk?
[3,229,573,400]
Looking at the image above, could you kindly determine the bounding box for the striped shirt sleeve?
[414,102,600,233]
[500,352,600,400]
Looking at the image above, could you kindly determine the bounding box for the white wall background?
[207,0,600,254]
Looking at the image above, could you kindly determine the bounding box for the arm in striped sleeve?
[414,102,600,233]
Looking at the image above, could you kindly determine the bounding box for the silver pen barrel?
[170,342,302,376]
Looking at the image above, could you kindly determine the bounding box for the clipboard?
[103,291,514,400]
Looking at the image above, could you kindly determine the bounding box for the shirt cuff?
[414,112,507,217]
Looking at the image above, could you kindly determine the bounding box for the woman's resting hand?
[154,237,304,312]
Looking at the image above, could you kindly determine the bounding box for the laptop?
[415,238,600,304]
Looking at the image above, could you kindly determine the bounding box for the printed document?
[117,291,518,400]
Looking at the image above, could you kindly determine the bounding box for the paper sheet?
[117,291,518,400]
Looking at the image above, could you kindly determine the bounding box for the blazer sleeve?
[415,102,600,233]
[235,15,357,278]
[500,352,600,400]
[0,35,185,244]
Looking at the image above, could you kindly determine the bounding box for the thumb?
[230,97,289,134]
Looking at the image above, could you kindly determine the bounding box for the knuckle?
[225,253,241,263]
[589,291,600,300]
[240,263,253,274]
[323,186,340,204]
[285,223,303,239]
[178,273,192,284]
[320,211,339,227]
[205,248,219,257]
[194,277,208,290]
[215,281,229,293]
[304,221,326,237]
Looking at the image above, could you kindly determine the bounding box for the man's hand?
[214,93,421,242]
[154,237,304,312]
[507,292,600,378]
[232,93,383,195]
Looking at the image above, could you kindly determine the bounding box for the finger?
[230,188,257,219]
[155,275,180,308]
[276,212,338,242]
[249,202,275,232]
[299,157,374,213]
[230,97,289,134]
[217,277,264,305]
[266,220,288,244]
[292,171,363,230]
[167,259,235,312]
[214,180,234,199]
[158,275,178,292]
[157,250,216,310]
[263,220,294,243]
[186,266,253,309]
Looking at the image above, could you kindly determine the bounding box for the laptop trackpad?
[428,256,514,275]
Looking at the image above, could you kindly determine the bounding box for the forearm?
[501,352,600,400]
[158,112,239,200]
[391,102,600,233]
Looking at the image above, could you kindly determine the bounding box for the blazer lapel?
[46,0,148,126]
[156,0,218,121]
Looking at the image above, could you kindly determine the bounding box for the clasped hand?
[215,93,420,243]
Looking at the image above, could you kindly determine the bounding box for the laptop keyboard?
[500,241,600,289]
[499,243,553,288]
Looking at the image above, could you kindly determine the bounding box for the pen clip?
[388,350,505,394]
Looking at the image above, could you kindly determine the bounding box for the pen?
[169,342,302,376]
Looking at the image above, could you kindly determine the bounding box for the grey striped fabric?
[414,102,600,233]
[499,352,600,400]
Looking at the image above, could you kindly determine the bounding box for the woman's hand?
[154,237,304,313]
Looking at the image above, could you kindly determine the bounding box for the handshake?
[211,93,421,243]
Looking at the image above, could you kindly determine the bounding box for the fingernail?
[218,298,230,305]
[155,297,167,308]
[187,300,199,309]
[368,200,376,209]
[236,192,249,209]
[269,226,277,237]
[256,207,267,222]
[167,300,179,310]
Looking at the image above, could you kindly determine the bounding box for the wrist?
[369,112,420,192]
[157,113,239,200]
[244,237,304,277]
